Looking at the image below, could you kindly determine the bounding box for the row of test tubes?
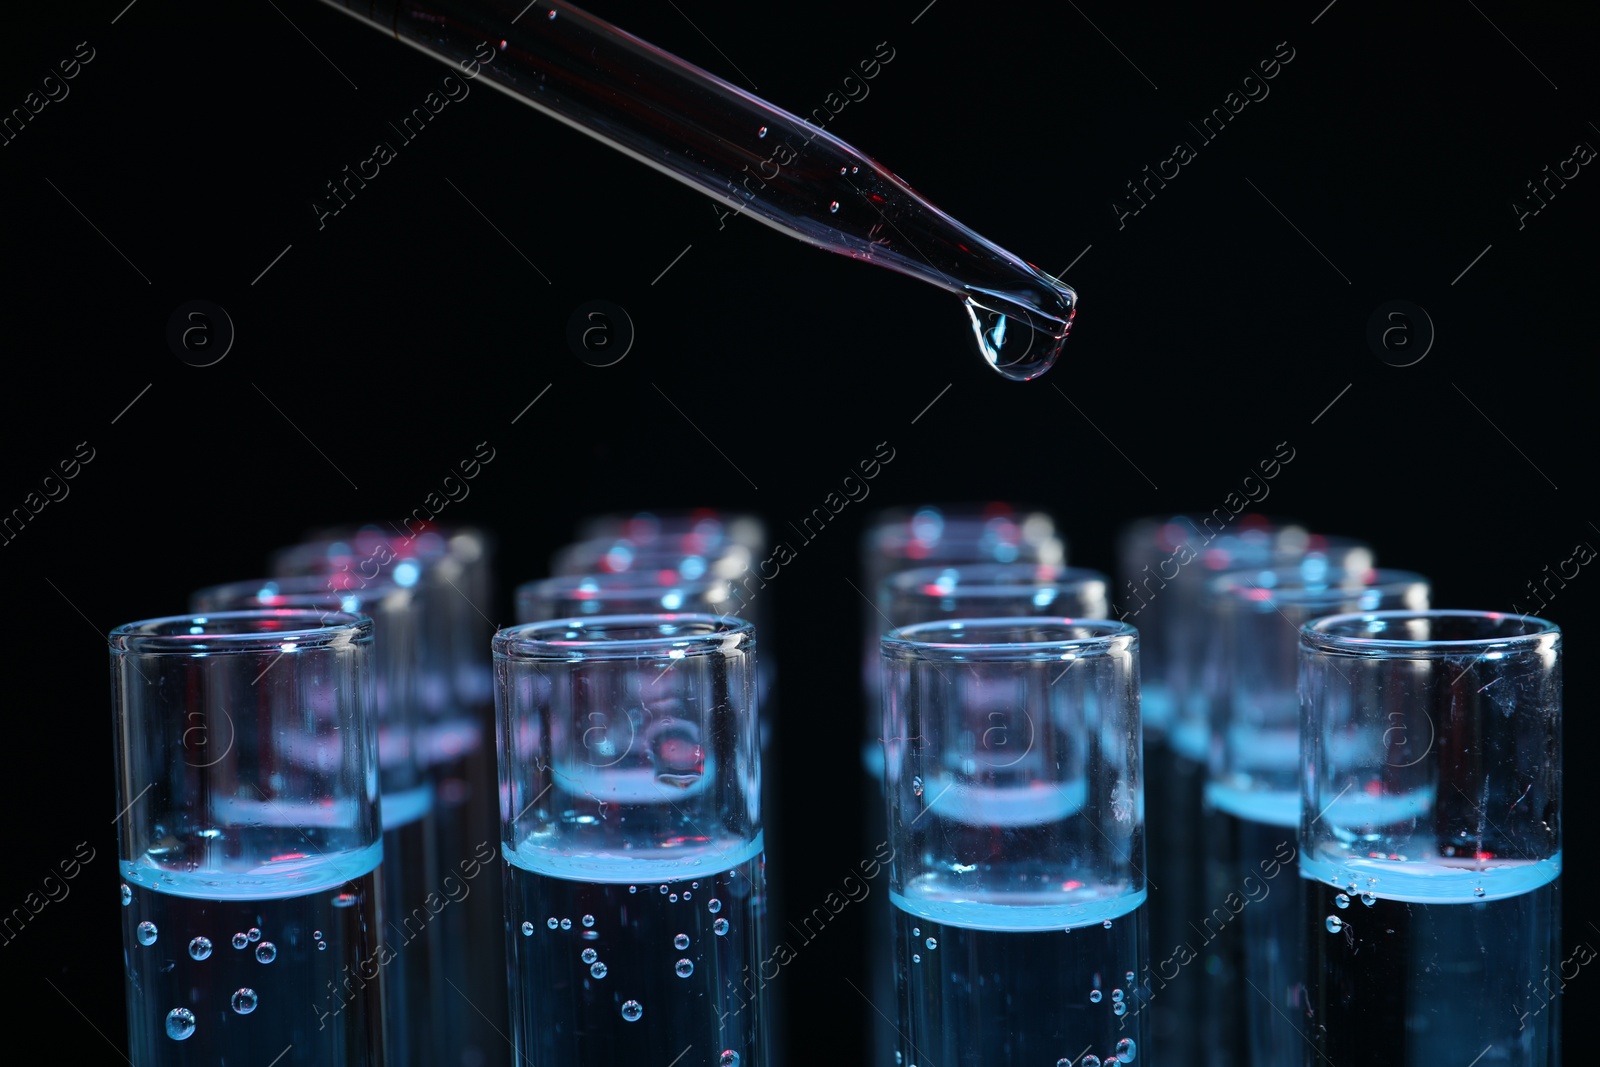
[107,507,1562,1065]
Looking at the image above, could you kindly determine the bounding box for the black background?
[3,0,1595,1061]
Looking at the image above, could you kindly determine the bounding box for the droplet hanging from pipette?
[963,282,1077,382]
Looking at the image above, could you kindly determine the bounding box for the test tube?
[881,619,1146,1065]
[1300,610,1562,1063]
[495,615,770,1064]
[516,572,742,622]
[190,577,442,1067]
[272,531,504,1065]
[1195,565,1429,1066]
[879,562,1109,627]
[577,509,767,558]
[111,610,384,1064]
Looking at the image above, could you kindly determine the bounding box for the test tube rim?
[882,561,1108,601]
[1300,608,1560,658]
[514,573,734,619]
[494,612,755,661]
[882,616,1136,662]
[190,574,410,614]
[109,608,373,655]
[1206,565,1428,607]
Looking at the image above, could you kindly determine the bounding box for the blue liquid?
[420,714,506,1066]
[1198,786,1304,1067]
[891,888,1148,1065]
[502,835,769,1064]
[1141,735,1202,1065]
[378,785,441,1067]
[1306,865,1560,1064]
[121,851,385,1065]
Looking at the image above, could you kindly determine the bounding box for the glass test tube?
[516,572,743,623]
[496,615,770,1064]
[1301,611,1562,1065]
[1195,565,1429,1067]
[272,530,504,1066]
[879,562,1109,627]
[881,619,1147,1066]
[111,610,384,1065]
[576,509,768,559]
[191,578,441,1067]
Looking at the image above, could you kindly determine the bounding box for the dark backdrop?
[3,0,1595,1061]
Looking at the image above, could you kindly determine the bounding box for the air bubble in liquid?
[188,936,212,960]
[547,917,559,929]
[1475,886,1486,898]
[757,126,767,138]
[1083,1056,1101,1067]
[1326,916,1343,933]
[317,941,326,950]
[582,915,595,927]
[1089,989,1102,1003]
[911,776,923,796]
[925,937,937,950]
[629,885,637,894]
[720,1053,740,1067]
[313,930,322,939]
[1102,920,1112,929]
[829,201,840,213]
[1111,988,1123,1003]
[670,893,679,902]
[120,884,131,906]
[1113,1002,1126,1017]
[1360,892,1377,907]
[231,988,258,1015]
[674,933,690,950]
[912,927,919,937]
[247,927,261,942]
[582,948,597,964]
[137,921,158,946]
[232,932,249,950]
[1335,893,1350,909]
[1124,971,1135,984]
[1115,1037,1137,1062]
[676,958,694,977]
[660,885,669,895]
[912,953,921,963]
[714,918,729,936]
[560,918,572,930]
[522,922,535,936]
[621,999,643,1022]
[683,891,691,899]
[256,942,276,963]
[708,898,722,914]
[165,1008,196,1041]
[591,961,608,978]
[332,892,358,908]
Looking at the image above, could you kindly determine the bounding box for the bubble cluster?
[188,936,212,961]
[165,1008,195,1041]
[231,988,258,1014]
[621,999,643,1022]
[137,921,158,946]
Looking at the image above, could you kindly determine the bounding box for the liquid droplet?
[231,988,258,1015]
[1111,988,1123,1003]
[582,915,595,928]
[1115,1037,1137,1062]
[829,201,840,213]
[137,921,158,946]
[255,941,277,963]
[911,776,923,797]
[713,918,730,936]
[120,884,132,906]
[621,999,643,1022]
[247,927,261,943]
[675,958,694,977]
[1360,892,1377,907]
[590,960,608,978]
[708,898,722,914]
[674,933,690,950]
[582,948,598,964]
[925,937,937,950]
[1089,989,1102,1003]
[188,936,212,961]
[720,1053,741,1067]
[165,1008,196,1041]
[961,281,1076,382]
[1113,1002,1127,1016]
[1326,916,1343,933]
[522,921,535,936]
[232,932,249,950]
[559,918,572,930]
[1335,893,1350,909]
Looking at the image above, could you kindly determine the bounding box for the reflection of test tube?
[190,577,441,1067]
[1300,611,1562,1064]
[879,562,1108,627]
[1198,565,1429,1066]
[516,572,741,622]
[881,619,1147,1066]
[272,530,504,1066]
[111,610,384,1064]
[495,615,770,1064]
[577,510,768,560]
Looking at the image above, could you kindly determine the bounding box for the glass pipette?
[317,0,1076,380]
